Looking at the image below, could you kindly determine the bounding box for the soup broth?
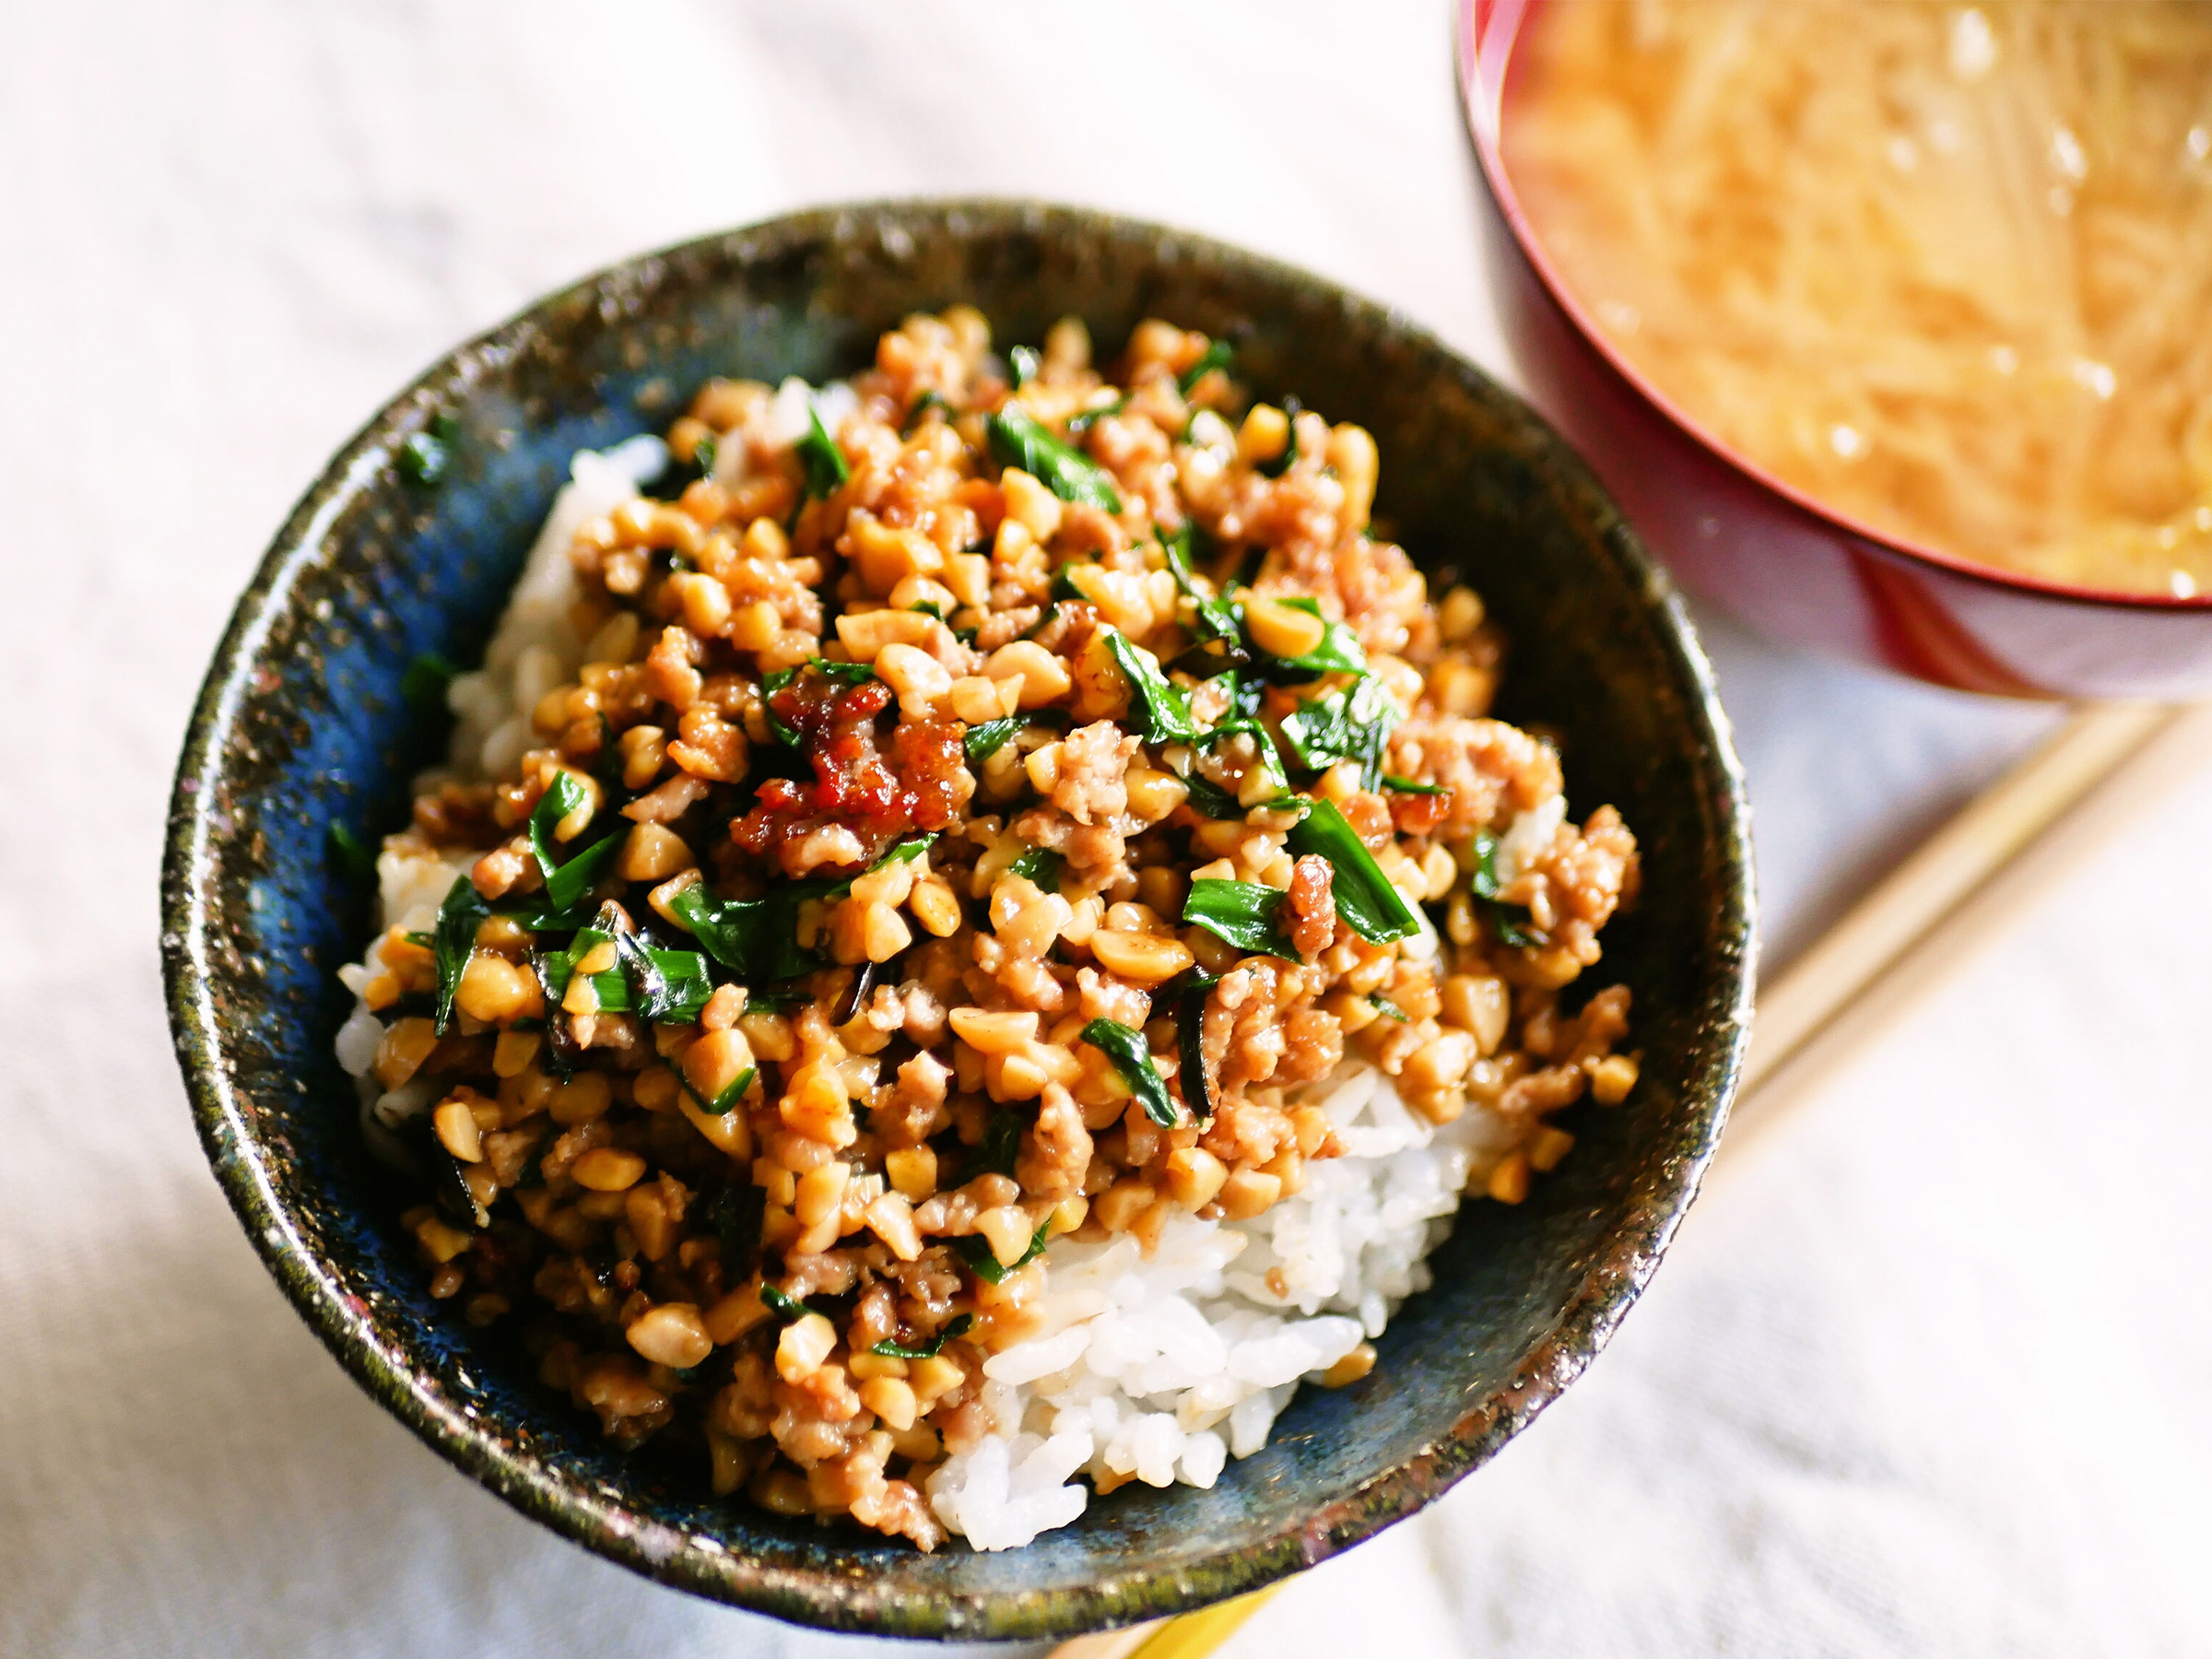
[1504,0,2212,597]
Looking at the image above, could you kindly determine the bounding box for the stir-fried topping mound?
[348,311,1641,1548]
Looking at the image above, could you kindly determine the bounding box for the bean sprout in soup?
[1504,0,2212,599]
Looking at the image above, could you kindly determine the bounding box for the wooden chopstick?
[1044,697,2206,1659]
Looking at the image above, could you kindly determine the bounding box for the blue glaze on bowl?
[161,200,1755,1640]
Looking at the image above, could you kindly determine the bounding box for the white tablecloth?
[7,4,2206,1653]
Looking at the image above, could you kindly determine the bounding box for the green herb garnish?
[327,820,378,885]
[429,875,491,1034]
[870,1312,975,1360]
[902,389,953,434]
[1182,878,1300,961]
[673,1055,757,1116]
[1008,345,1041,388]
[396,421,453,488]
[1467,829,1547,947]
[1177,339,1234,394]
[540,925,714,1023]
[963,715,1027,763]
[1160,524,1241,643]
[1006,846,1064,892]
[1370,994,1410,1021]
[954,1223,1053,1285]
[1179,771,1245,818]
[665,882,820,982]
[1080,1018,1179,1128]
[522,771,624,918]
[1099,627,1204,745]
[1178,973,1219,1125]
[1280,676,1400,789]
[664,836,927,982]
[986,406,1123,512]
[1258,596,1366,677]
[1225,669,1266,722]
[796,405,850,501]
[958,1112,1025,1186]
[1382,775,1449,795]
[1065,395,1124,436]
[708,1183,765,1278]
[525,952,576,1080]
[872,832,937,868]
[609,921,712,1025]
[400,652,460,717]
[1206,717,1290,792]
[761,1284,831,1323]
[1285,798,1421,944]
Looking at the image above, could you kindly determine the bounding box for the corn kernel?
[1590,1053,1640,1105]
[571,1147,648,1192]
[885,1146,938,1200]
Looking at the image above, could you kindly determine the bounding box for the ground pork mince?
[333,310,1641,1551]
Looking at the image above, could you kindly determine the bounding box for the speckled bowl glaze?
[161,200,1754,1641]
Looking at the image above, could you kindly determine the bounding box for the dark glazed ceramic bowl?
[1459,0,2212,700]
[161,200,1754,1640]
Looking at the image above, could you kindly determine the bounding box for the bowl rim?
[160,196,1757,1639]
[1456,0,2212,615]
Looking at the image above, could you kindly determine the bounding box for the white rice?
[336,423,1565,1552]
[925,1061,1522,1549]
[446,434,667,784]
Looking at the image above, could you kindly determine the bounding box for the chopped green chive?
[327,820,378,885]
[1160,524,1242,644]
[708,1183,765,1279]
[1285,799,1421,944]
[963,715,1027,763]
[1280,676,1400,789]
[400,652,460,717]
[673,1056,757,1116]
[954,1224,1053,1285]
[1177,339,1234,394]
[761,1284,830,1323]
[1467,829,1548,947]
[1259,596,1366,677]
[986,406,1123,512]
[429,875,491,1035]
[902,389,954,433]
[1080,1018,1179,1127]
[1099,627,1205,745]
[870,1312,975,1359]
[796,406,850,501]
[1006,847,1064,892]
[397,429,451,487]
[1065,395,1124,435]
[1177,974,1220,1125]
[1182,878,1300,961]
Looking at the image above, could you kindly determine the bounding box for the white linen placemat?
[4,4,2201,1654]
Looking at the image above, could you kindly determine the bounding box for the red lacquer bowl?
[1458,0,2212,700]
